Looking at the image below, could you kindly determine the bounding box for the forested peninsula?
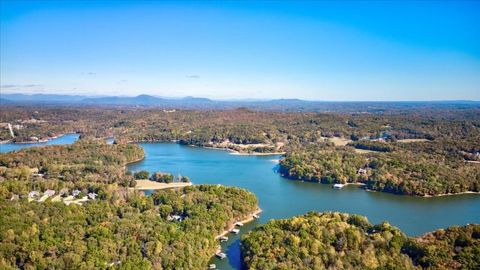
[241,212,480,270]
[279,146,480,196]
[0,141,258,269]
[1,106,479,196]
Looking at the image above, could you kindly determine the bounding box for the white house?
[28,191,40,198]
[44,189,55,197]
[358,168,367,174]
[87,193,98,200]
[72,189,81,197]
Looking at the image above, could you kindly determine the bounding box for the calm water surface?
[0,133,80,153]
[128,142,480,270]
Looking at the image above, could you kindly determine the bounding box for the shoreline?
[1,132,77,145]
[126,139,284,156]
[343,182,366,187]
[124,155,146,166]
[364,188,480,197]
[422,191,480,197]
[130,180,192,190]
[193,145,285,156]
[281,171,479,198]
[229,151,286,156]
[215,208,262,240]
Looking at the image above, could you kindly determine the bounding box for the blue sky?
[1,1,479,100]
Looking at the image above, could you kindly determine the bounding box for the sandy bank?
[229,151,286,156]
[354,148,380,154]
[343,182,366,187]
[396,139,431,143]
[189,144,284,156]
[422,191,480,197]
[132,180,192,190]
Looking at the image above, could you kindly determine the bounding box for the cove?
[128,142,480,270]
[0,133,80,153]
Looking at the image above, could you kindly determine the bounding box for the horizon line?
[1,92,480,103]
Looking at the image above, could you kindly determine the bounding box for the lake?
[127,142,480,270]
[0,133,80,153]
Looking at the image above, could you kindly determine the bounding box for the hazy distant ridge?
[1,93,479,112]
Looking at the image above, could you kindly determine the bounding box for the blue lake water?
[0,133,80,153]
[127,142,480,270]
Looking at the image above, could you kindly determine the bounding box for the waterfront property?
[127,142,480,270]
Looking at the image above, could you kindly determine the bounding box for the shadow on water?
[225,239,244,270]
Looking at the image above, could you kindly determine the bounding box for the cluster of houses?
[15,188,98,205]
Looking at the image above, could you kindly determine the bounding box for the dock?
[215,252,227,259]
[333,183,345,189]
[219,236,228,242]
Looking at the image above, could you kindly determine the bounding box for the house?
[230,228,240,234]
[333,184,344,189]
[72,189,81,197]
[170,214,185,221]
[87,193,98,200]
[32,173,45,178]
[28,191,40,198]
[44,189,55,197]
[10,194,19,201]
[358,168,367,174]
[27,136,39,142]
[234,222,244,227]
[209,264,216,269]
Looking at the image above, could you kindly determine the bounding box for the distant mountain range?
[1,93,479,112]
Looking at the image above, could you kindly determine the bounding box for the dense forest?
[241,212,480,270]
[1,106,479,196]
[0,140,144,198]
[0,139,259,269]
[0,185,258,269]
[0,106,479,269]
[279,146,480,196]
